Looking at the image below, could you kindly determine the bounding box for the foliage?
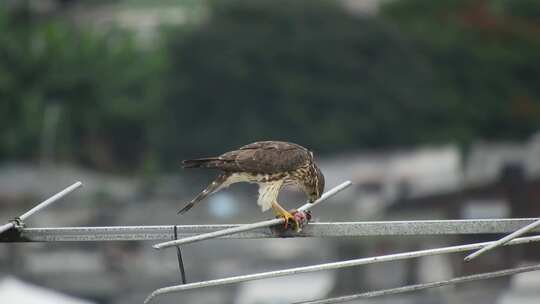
[2,0,540,172]
[158,0,448,160]
[0,6,163,171]
[381,0,540,143]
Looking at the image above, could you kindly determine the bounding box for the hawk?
[179,141,325,229]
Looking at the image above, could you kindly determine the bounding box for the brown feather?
[178,173,229,214]
[179,141,324,214]
[182,158,221,169]
[216,141,310,173]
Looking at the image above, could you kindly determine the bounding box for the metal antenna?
[174,225,187,284]
[152,181,352,249]
[0,181,83,235]
[143,234,540,303]
[465,217,540,262]
[2,218,540,243]
[1,180,538,304]
[295,264,540,304]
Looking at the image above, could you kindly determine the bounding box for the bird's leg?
[271,201,300,231]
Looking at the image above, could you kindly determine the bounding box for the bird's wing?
[217,141,310,173]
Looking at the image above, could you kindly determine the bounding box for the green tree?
[381,0,540,143]
[158,0,448,162]
[0,6,163,171]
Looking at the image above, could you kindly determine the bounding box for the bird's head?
[307,164,325,203]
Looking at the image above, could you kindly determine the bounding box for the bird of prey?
[179,141,325,229]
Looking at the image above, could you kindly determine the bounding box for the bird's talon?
[275,211,295,229]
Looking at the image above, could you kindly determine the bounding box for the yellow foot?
[283,210,298,229]
[271,201,304,232]
[274,209,300,231]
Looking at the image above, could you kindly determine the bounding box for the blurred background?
[1,0,540,303]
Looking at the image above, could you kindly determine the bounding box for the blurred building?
[22,0,207,44]
[24,0,383,43]
[323,132,540,302]
[0,275,94,304]
[1,133,540,303]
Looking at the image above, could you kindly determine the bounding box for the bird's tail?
[178,174,229,215]
[182,158,221,169]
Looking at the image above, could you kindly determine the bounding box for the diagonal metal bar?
[0,181,83,235]
[464,217,540,262]
[2,219,540,242]
[152,181,352,249]
[143,234,540,303]
[295,264,540,304]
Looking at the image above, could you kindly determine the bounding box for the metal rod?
[173,226,188,284]
[152,181,353,249]
[3,219,540,242]
[0,224,15,236]
[295,264,540,304]
[464,217,540,262]
[0,181,83,235]
[143,234,540,303]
